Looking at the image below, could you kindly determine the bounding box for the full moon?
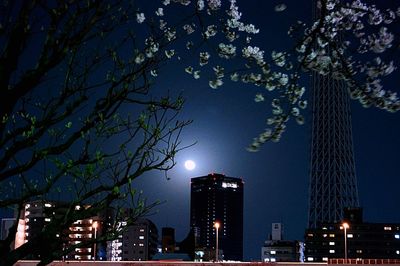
[184,160,196,171]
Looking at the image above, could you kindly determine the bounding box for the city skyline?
[1,0,400,262]
[129,1,400,260]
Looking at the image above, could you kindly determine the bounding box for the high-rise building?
[190,173,244,261]
[307,1,359,229]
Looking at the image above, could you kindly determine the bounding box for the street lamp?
[93,221,98,261]
[214,221,220,262]
[342,222,349,261]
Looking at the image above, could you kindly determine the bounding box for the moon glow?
[184,160,196,171]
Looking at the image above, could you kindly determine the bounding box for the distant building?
[152,252,191,261]
[107,218,158,261]
[1,218,15,240]
[15,200,104,260]
[1,218,16,251]
[155,226,196,260]
[261,223,300,262]
[271,223,283,241]
[190,173,244,261]
[305,208,400,262]
[68,214,102,260]
[161,227,176,253]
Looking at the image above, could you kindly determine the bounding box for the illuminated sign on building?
[221,182,238,189]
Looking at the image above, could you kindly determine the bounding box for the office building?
[190,173,244,261]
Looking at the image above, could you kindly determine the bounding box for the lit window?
[271,258,276,262]
[45,218,51,222]
[384,226,392,231]
[397,250,400,255]
[357,250,362,254]
[347,234,353,238]
[45,203,52,207]
[270,251,276,254]
[323,257,328,261]
[264,258,270,262]
[139,243,144,247]
[307,233,314,237]
[329,242,335,246]
[395,234,400,239]
[329,234,335,237]
[329,250,335,254]
[323,234,327,238]
[139,236,144,239]
[140,229,145,232]
[307,257,314,261]
[322,227,327,230]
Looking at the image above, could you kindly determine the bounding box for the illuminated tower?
[190,173,243,261]
[307,1,360,229]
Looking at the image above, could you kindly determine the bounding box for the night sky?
[131,0,400,261]
[2,0,400,262]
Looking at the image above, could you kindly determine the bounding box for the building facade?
[190,173,244,261]
[107,218,158,261]
[15,200,103,260]
[261,223,300,262]
[305,208,400,261]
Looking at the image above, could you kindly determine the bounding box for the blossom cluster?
[132,0,400,150]
[292,0,400,113]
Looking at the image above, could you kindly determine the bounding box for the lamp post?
[342,222,349,261]
[214,221,220,262]
[93,221,98,261]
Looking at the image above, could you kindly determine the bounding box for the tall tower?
[307,1,360,229]
[190,173,243,261]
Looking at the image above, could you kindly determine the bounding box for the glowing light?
[184,160,196,170]
[93,221,99,229]
[214,221,220,229]
[342,222,350,229]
